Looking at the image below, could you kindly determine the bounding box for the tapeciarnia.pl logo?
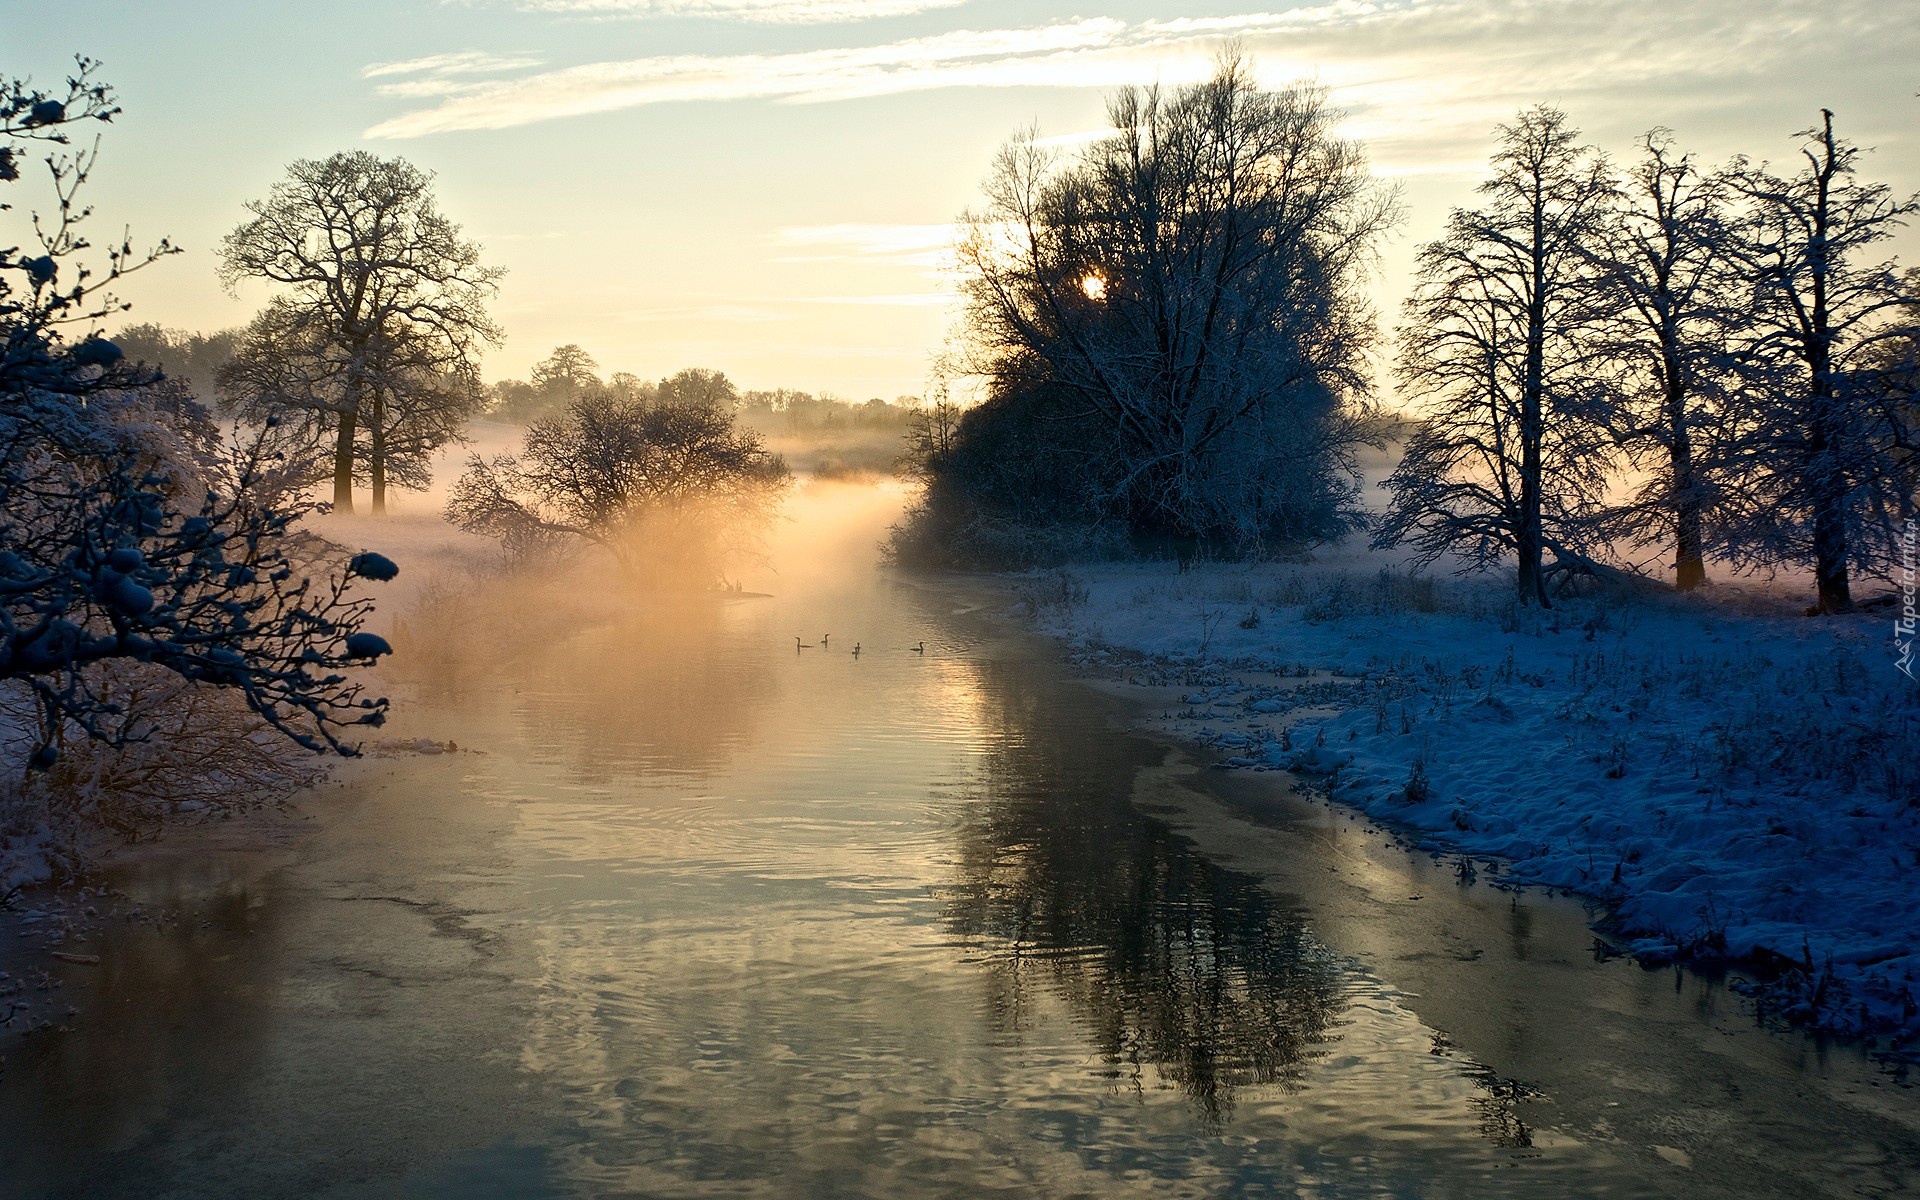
[1898,518,1917,680]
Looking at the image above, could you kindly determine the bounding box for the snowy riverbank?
[1014,547,1920,1044]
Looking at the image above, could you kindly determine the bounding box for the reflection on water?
[939,659,1350,1122]
[1,482,1677,1198]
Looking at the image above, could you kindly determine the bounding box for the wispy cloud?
[516,0,965,22]
[362,50,547,79]
[618,302,795,323]
[773,223,956,268]
[789,292,953,306]
[365,0,1920,182]
[363,50,548,100]
[363,7,1378,138]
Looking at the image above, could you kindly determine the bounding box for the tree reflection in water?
[937,662,1355,1123]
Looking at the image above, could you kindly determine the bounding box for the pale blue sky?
[18,0,1920,400]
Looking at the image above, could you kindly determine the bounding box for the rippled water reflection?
[0,483,1701,1197]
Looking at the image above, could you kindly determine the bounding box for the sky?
[15,0,1920,403]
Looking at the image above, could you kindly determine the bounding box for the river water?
[2,481,1916,1198]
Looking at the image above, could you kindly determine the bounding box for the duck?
[911,641,925,654]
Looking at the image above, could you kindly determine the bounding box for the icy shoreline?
[1011,551,1920,1045]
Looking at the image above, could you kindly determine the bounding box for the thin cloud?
[362,51,546,78]
[618,302,795,323]
[774,223,957,268]
[362,12,1302,137]
[789,292,954,306]
[364,0,1919,171]
[1032,128,1113,150]
[518,0,965,21]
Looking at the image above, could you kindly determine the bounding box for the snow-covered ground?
[1014,542,1920,1044]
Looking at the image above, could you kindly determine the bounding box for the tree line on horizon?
[111,322,929,515]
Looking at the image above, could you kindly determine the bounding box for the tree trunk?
[1674,498,1706,591]
[1520,225,1549,607]
[1806,110,1850,615]
[332,404,357,516]
[1813,495,1852,613]
[1668,372,1705,591]
[1809,401,1852,612]
[369,392,388,517]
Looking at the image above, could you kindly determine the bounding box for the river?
[2,479,1916,1198]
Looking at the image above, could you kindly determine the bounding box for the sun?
[1080,272,1107,302]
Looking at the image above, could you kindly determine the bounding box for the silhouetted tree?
[110,323,239,400]
[533,343,598,394]
[899,387,961,481]
[488,344,611,423]
[445,391,789,585]
[656,366,737,410]
[219,152,502,514]
[952,54,1396,552]
[1722,111,1919,613]
[1593,132,1744,591]
[1377,107,1617,606]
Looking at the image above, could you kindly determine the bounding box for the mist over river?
[2,480,1915,1199]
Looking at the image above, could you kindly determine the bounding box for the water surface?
[2,482,1915,1198]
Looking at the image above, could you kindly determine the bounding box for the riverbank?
[1009,548,1920,1047]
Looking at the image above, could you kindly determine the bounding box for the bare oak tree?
[1594,132,1743,591]
[219,152,501,515]
[1723,111,1920,613]
[1377,107,1617,606]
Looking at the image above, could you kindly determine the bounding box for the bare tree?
[217,298,349,493]
[445,391,789,585]
[0,62,397,764]
[219,152,502,515]
[532,343,598,394]
[900,385,962,481]
[490,344,614,424]
[956,53,1397,550]
[362,321,487,511]
[1594,132,1744,591]
[656,366,738,410]
[1723,111,1919,613]
[1376,107,1618,606]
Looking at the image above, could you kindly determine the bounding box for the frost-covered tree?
[0,59,397,763]
[219,299,486,512]
[1593,132,1744,591]
[219,152,502,515]
[1722,112,1919,613]
[953,54,1397,551]
[1376,107,1617,606]
[445,390,789,584]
